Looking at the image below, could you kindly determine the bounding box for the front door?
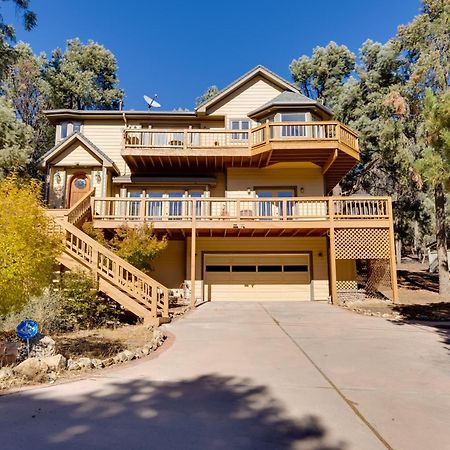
[69,173,90,207]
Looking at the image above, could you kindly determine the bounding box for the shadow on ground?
[397,269,439,292]
[0,375,346,450]
[391,303,450,355]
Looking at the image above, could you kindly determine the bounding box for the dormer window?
[59,121,83,140]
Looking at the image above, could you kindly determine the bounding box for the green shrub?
[59,271,124,329]
[0,289,71,334]
[82,222,167,274]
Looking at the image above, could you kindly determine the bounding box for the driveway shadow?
[391,303,450,355]
[0,374,347,450]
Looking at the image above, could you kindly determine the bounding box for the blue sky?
[6,0,421,110]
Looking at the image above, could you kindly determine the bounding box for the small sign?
[16,320,39,341]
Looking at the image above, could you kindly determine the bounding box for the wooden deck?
[91,196,392,236]
[122,122,359,191]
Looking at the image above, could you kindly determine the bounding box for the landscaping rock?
[77,358,93,369]
[101,357,114,367]
[123,350,135,361]
[41,354,66,372]
[28,334,56,359]
[0,341,19,366]
[13,358,49,381]
[0,367,13,380]
[91,359,103,369]
[141,346,151,356]
[67,359,80,371]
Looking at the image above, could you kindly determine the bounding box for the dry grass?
[54,325,155,359]
[340,259,450,321]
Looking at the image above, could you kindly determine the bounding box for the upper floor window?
[230,119,250,140]
[280,113,306,122]
[59,121,83,140]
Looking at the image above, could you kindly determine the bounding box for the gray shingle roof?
[248,91,333,117]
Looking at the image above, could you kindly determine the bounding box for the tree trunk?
[435,182,450,295]
[396,238,402,266]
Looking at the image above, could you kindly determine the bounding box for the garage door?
[203,253,311,301]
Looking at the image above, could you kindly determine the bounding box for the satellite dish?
[144,94,161,109]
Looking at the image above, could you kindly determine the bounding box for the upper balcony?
[122,122,359,192]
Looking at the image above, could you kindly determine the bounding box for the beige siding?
[227,166,325,196]
[336,259,358,289]
[149,240,186,289]
[187,237,329,301]
[207,76,284,122]
[53,142,101,167]
[82,120,129,175]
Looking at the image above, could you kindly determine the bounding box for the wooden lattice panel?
[335,228,390,259]
[336,280,358,290]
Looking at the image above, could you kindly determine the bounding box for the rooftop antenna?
[144,94,161,109]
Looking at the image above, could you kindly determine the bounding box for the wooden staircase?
[48,190,169,325]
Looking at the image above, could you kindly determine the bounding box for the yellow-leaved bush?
[0,175,62,315]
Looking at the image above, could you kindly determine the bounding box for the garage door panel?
[204,253,312,301]
[208,284,310,301]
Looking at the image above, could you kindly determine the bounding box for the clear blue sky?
[6,0,421,110]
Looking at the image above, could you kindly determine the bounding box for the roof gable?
[195,65,299,113]
[38,132,118,172]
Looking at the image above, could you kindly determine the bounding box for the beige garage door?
[203,253,311,301]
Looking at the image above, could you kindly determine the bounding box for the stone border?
[0,328,167,391]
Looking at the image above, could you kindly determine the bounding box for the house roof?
[38,132,119,173]
[248,91,333,118]
[43,109,199,123]
[195,65,300,113]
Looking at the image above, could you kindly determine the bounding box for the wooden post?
[388,197,399,303]
[329,197,337,303]
[190,199,197,307]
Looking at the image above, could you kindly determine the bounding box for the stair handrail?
[58,215,169,318]
[65,188,96,225]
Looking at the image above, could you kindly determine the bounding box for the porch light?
[55,172,61,184]
[96,172,102,183]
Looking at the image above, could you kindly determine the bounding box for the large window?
[256,188,295,218]
[230,119,250,140]
[280,113,307,138]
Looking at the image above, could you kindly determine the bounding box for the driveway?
[1,302,449,450]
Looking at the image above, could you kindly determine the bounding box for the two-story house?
[41,66,398,322]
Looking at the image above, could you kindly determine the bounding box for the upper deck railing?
[91,196,390,225]
[123,121,359,154]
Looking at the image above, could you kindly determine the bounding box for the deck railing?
[65,188,95,225]
[91,196,390,224]
[124,129,249,150]
[62,220,169,317]
[123,121,359,153]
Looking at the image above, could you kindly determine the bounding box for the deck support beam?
[190,200,197,307]
[328,204,338,303]
[388,198,399,303]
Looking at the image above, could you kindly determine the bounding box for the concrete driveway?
[1,302,449,450]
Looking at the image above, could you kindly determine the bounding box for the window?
[231,265,257,272]
[255,188,295,218]
[280,113,307,138]
[59,121,83,140]
[73,121,82,133]
[205,265,230,272]
[60,122,68,139]
[258,265,282,272]
[230,119,250,140]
